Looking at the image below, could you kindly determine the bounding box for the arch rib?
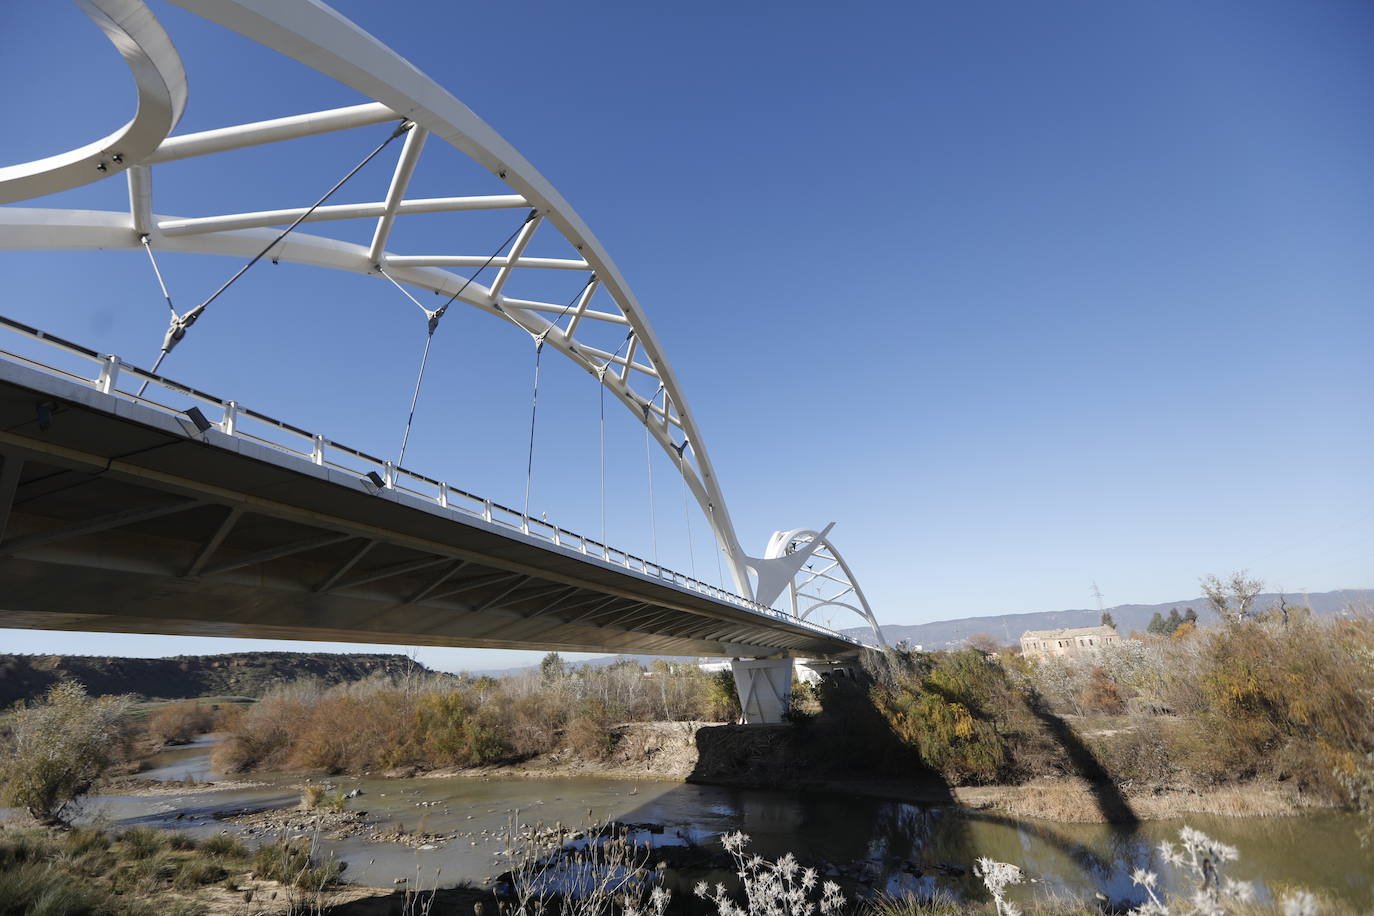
[0,0,774,601]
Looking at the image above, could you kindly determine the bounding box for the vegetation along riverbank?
[2,592,1372,912]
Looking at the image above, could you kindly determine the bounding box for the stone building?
[1020,624,1119,661]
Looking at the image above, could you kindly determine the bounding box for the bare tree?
[965,632,1002,654]
[1200,571,1264,623]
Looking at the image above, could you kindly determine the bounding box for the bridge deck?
[0,332,860,659]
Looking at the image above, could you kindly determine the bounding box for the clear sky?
[0,1,1370,672]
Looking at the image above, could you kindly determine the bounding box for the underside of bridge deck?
[0,360,858,660]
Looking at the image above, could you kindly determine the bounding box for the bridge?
[0,0,886,722]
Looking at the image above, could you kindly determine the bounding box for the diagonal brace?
[0,498,202,556]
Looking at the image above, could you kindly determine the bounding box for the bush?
[0,862,117,916]
[251,838,343,890]
[62,826,111,857]
[212,660,736,776]
[1078,667,1125,715]
[172,856,227,889]
[1191,616,1374,796]
[143,701,215,746]
[567,698,617,759]
[869,649,1046,784]
[705,669,741,721]
[117,827,167,860]
[200,832,248,859]
[1088,720,1176,789]
[0,681,133,824]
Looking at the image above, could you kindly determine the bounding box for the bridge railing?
[0,315,859,647]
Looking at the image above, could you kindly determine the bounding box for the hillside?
[843,588,1374,649]
[0,651,436,707]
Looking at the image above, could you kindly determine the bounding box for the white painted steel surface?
[0,0,886,647]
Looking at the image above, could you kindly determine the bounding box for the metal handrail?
[0,314,858,646]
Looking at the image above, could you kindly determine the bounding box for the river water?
[29,739,1374,910]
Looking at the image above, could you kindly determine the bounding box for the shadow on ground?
[1029,703,1139,826]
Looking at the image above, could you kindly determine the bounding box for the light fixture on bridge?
[35,400,54,431]
[361,470,387,493]
[184,406,212,434]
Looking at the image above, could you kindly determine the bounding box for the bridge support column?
[731,657,793,725]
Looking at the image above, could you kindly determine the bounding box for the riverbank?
[13,733,1373,912]
[429,720,1340,824]
[0,823,393,915]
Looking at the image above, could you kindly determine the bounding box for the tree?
[1183,607,1198,625]
[1200,571,1264,623]
[1100,612,1116,629]
[964,632,1002,654]
[539,652,567,684]
[1,681,132,824]
[1166,608,1183,634]
[1147,611,1169,635]
[1263,593,1311,627]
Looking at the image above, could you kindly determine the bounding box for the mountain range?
[838,588,1373,649]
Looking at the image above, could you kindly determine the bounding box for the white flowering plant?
[973,857,1025,916]
[695,832,845,916]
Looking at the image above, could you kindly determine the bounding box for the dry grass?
[956,777,1325,823]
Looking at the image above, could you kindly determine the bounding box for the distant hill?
[473,589,1374,675]
[842,588,1374,650]
[0,651,436,708]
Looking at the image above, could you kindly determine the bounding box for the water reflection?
[30,742,1370,910]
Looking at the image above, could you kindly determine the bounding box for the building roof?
[1021,624,1118,640]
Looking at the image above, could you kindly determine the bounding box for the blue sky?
[1,1,1370,671]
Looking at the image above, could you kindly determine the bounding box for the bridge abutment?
[731,657,794,724]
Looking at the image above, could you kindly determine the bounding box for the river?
[37,739,1374,910]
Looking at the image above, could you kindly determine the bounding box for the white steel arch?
[0,0,883,635]
[759,527,887,647]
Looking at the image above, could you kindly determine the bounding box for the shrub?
[172,856,227,889]
[211,660,736,775]
[1088,720,1176,789]
[1078,667,1125,715]
[143,700,215,746]
[251,838,343,889]
[0,681,133,824]
[869,649,1046,784]
[705,669,741,721]
[567,698,618,759]
[200,832,248,859]
[695,832,841,916]
[118,827,168,860]
[0,862,115,916]
[1191,616,1374,795]
[62,826,111,857]
[165,831,196,851]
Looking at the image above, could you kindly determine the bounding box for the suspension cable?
[395,326,435,468]
[140,235,175,315]
[643,418,658,566]
[522,338,544,521]
[675,444,697,579]
[519,273,599,521]
[591,329,634,554]
[383,210,543,467]
[138,119,413,393]
[377,268,433,317]
[431,209,538,316]
[597,366,607,553]
[641,382,665,567]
